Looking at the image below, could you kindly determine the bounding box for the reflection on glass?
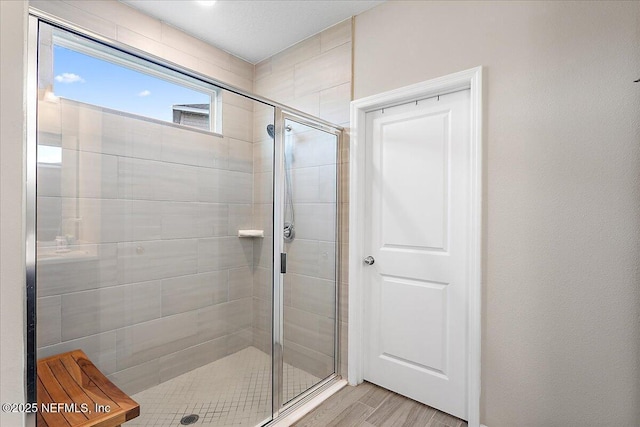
[36,22,274,427]
[282,119,338,404]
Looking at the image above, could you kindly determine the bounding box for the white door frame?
[348,67,483,427]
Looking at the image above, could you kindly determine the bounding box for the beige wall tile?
[227,328,253,354]
[163,44,200,73]
[37,197,62,241]
[229,267,253,300]
[198,167,225,203]
[271,34,321,72]
[196,303,228,341]
[228,204,253,235]
[88,0,162,40]
[223,103,253,142]
[253,236,273,269]
[255,67,295,102]
[37,296,62,347]
[229,55,254,81]
[115,311,199,370]
[117,239,198,283]
[290,274,336,319]
[287,239,319,277]
[254,171,273,204]
[224,91,256,112]
[61,280,162,340]
[283,339,334,379]
[161,271,228,316]
[108,358,160,396]
[161,126,227,169]
[293,203,337,241]
[252,266,272,301]
[224,298,253,333]
[78,199,161,243]
[198,203,229,237]
[31,0,117,38]
[225,171,253,203]
[319,82,352,124]
[228,138,253,173]
[37,243,118,297]
[197,237,253,272]
[56,150,119,199]
[252,202,274,237]
[289,92,321,117]
[38,100,61,135]
[161,202,201,239]
[294,43,351,98]
[38,331,118,375]
[158,335,229,384]
[321,18,352,53]
[255,59,272,81]
[116,26,164,58]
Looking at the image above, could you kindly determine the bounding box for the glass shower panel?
[281,118,338,404]
[35,22,274,427]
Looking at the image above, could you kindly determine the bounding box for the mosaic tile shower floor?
[128,347,320,427]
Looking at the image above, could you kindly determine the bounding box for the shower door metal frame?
[26,9,344,427]
[271,110,343,418]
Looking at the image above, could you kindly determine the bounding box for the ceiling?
[119,0,384,64]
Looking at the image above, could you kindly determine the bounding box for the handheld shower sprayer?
[267,124,295,242]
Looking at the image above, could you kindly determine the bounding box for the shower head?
[266,124,292,139]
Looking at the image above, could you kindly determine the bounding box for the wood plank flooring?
[293,382,468,427]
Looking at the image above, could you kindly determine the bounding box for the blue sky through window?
[53,45,210,123]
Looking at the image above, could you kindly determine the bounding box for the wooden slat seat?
[37,350,139,427]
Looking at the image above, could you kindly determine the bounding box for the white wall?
[0,0,28,426]
[354,1,640,426]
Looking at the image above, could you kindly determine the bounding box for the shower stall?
[28,14,341,427]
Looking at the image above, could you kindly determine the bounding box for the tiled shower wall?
[32,0,352,392]
[31,0,263,395]
[253,19,352,378]
[36,94,259,395]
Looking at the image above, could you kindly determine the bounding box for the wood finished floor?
[293,382,468,427]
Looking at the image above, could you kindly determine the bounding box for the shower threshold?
[127,347,320,427]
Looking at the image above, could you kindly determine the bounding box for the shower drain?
[180,414,199,425]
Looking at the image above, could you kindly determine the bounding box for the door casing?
[348,67,483,427]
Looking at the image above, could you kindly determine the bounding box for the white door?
[363,89,471,419]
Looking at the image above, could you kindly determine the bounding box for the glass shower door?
[279,116,339,405]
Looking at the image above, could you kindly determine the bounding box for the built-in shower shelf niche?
[238,229,265,238]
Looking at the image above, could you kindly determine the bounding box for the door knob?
[364,256,375,265]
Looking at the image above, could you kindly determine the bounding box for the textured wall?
[354,1,640,426]
[0,1,28,426]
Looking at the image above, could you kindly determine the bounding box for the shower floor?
[127,346,320,427]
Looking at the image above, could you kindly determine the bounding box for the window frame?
[52,28,222,133]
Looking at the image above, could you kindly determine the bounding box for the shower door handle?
[364,256,375,266]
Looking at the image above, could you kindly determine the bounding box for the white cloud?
[138,90,151,97]
[54,73,85,84]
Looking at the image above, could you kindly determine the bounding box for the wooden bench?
[37,350,139,427]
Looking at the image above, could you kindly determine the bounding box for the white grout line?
[270,379,349,427]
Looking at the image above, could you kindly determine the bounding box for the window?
[50,29,221,132]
